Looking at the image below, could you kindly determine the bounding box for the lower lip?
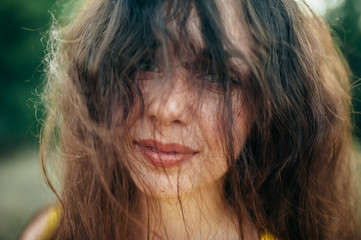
[136,144,196,168]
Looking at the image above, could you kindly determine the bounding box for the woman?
[22,0,360,239]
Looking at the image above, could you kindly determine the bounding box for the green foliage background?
[0,0,360,239]
[0,0,56,155]
[0,0,360,156]
[326,0,361,139]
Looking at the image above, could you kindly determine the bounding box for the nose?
[146,71,194,126]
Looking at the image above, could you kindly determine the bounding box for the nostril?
[145,83,194,126]
[173,120,182,124]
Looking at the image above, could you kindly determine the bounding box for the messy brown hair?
[41,0,360,239]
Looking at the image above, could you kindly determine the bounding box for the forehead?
[217,0,251,54]
[167,0,251,62]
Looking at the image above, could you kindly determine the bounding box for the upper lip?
[136,139,198,154]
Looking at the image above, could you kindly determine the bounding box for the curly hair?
[41,0,360,239]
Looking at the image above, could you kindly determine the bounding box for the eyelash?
[199,71,240,85]
[136,58,242,90]
[198,71,241,93]
[138,60,160,72]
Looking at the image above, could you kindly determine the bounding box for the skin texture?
[122,2,252,239]
[127,68,246,198]
[126,0,249,200]
[125,57,250,240]
[35,0,360,238]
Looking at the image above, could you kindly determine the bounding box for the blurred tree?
[0,0,360,156]
[0,0,56,155]
[326,0,361,140]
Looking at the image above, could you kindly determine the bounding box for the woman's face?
[124,2,250,198]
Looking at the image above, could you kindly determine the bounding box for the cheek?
[121,82,147,128]
[198,94,248,161]
[232,112,248,157]
[197,97,223,150]
[231,92,249,157]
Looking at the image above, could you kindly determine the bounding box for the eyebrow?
[179,48,218,69]
[197,48,250,80]
[196,48,243,64]
[190,48,246,70]
[142,42,248,73]
[197,48,214,59]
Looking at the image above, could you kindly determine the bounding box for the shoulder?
[20,206,60,240]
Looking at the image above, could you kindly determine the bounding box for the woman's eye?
[229,72,241,86]
[198,72,224,93]
[138,61,160,72]
[198,71,241,93]
[201,73,219,83]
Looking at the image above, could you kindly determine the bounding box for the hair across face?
[41,0,360,239]
[122,0,250,199]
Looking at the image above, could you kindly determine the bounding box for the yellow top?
[41,207,277,240]
[260,233,277,240]
[40,207,59,240]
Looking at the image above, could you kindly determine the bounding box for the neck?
[137,180,240,240]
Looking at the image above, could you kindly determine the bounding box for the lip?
[135,139,198,168]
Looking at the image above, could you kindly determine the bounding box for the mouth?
[135,139,198,168]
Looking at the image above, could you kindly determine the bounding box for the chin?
[131,173,195,199]
[131,166,228,200]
